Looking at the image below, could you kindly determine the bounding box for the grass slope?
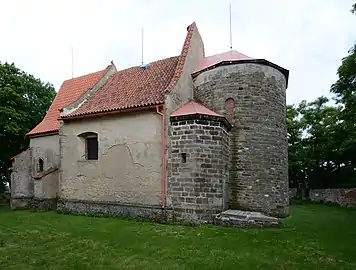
[0,204,356,269]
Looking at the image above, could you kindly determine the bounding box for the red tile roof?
[63,56,180,119]
[193,50,253,74]
[171,100,222,117]
[165,22,196,93]
[27,68,109,136]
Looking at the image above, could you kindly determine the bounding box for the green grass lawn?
[1,204,356,270]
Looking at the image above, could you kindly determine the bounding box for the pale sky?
[0,0,355,105]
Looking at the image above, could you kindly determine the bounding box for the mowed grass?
[1,204,356,270]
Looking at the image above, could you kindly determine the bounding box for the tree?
[352,1,356,14]
[289,37,356,193]
[287,95,356,196]
[0,62,55,193]
[330,43,356,178]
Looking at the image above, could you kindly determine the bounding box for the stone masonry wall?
[164,23,205,208]
[194,63,289,217]
[167,115,230,222]
[10,148,33,209]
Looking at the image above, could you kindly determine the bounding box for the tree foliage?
[287,2,356,193]
[0,62,55,192]
[288,42,356,191]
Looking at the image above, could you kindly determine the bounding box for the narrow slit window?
[38,158,44,172]
[181,153,187,163]
[225,98,235,122]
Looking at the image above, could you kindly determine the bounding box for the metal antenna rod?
[229,3,232,50]
[71,45,74,78]
[141,28,144,65]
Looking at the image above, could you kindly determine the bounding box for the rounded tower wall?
[193,63,289,217]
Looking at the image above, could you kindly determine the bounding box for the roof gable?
[165,22,196,93]
[27,68,109,136]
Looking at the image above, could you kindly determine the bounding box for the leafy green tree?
[0,62,55,192]
[287,95,356,196]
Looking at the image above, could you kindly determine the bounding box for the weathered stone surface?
[167,115,230,222]
[215,209,279,228]
[10,148,33,209]
[30,135,60,173]
[290,188,356,208]
[31,198,57,211]
[60,112,162,206]
[194,63,289,217]
[30,135,60,200]
[10,197,32,210]
[34,170,58,199]
[57,199,169,221]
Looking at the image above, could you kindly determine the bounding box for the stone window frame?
[78,132,99,160]
[37,158,44,173]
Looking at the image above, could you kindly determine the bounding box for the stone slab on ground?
[215,209,280,228]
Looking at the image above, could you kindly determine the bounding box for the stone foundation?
[10,196,32,209]
[170,207,222,224]
[57,199,170,221]
[31,198,57,211]
[56,199,281,228]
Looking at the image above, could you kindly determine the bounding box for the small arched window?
[225,98,235,122]
[38,158,44,173]
[78,132,98,160]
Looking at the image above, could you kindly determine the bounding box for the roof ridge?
[61,55,180,119]
[60,62,117,116]
[62,67,109,83]
[112,55,180,74]
[165,22,196,93]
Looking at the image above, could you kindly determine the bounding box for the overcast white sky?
[0,0,355,104]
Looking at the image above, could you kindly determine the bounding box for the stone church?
[10,22,289,226]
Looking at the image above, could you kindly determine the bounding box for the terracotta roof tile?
[171,100,222,117]
[165,22,196,93]
[27,68,108,136]
[63,56,180,118]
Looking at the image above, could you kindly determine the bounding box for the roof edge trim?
[61,103,164,121]
[27,129,59,138]
[192,58,289,88]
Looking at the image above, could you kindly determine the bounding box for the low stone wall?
[310,189,356,207]
[56,199,279,227]
[290,188,356,207]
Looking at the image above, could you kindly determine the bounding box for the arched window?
[225,98,235,122]
[78,132,98,160]
[38,158,44,172]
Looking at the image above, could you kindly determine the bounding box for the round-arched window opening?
[38,158,44,173]
[225,98,235,122]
